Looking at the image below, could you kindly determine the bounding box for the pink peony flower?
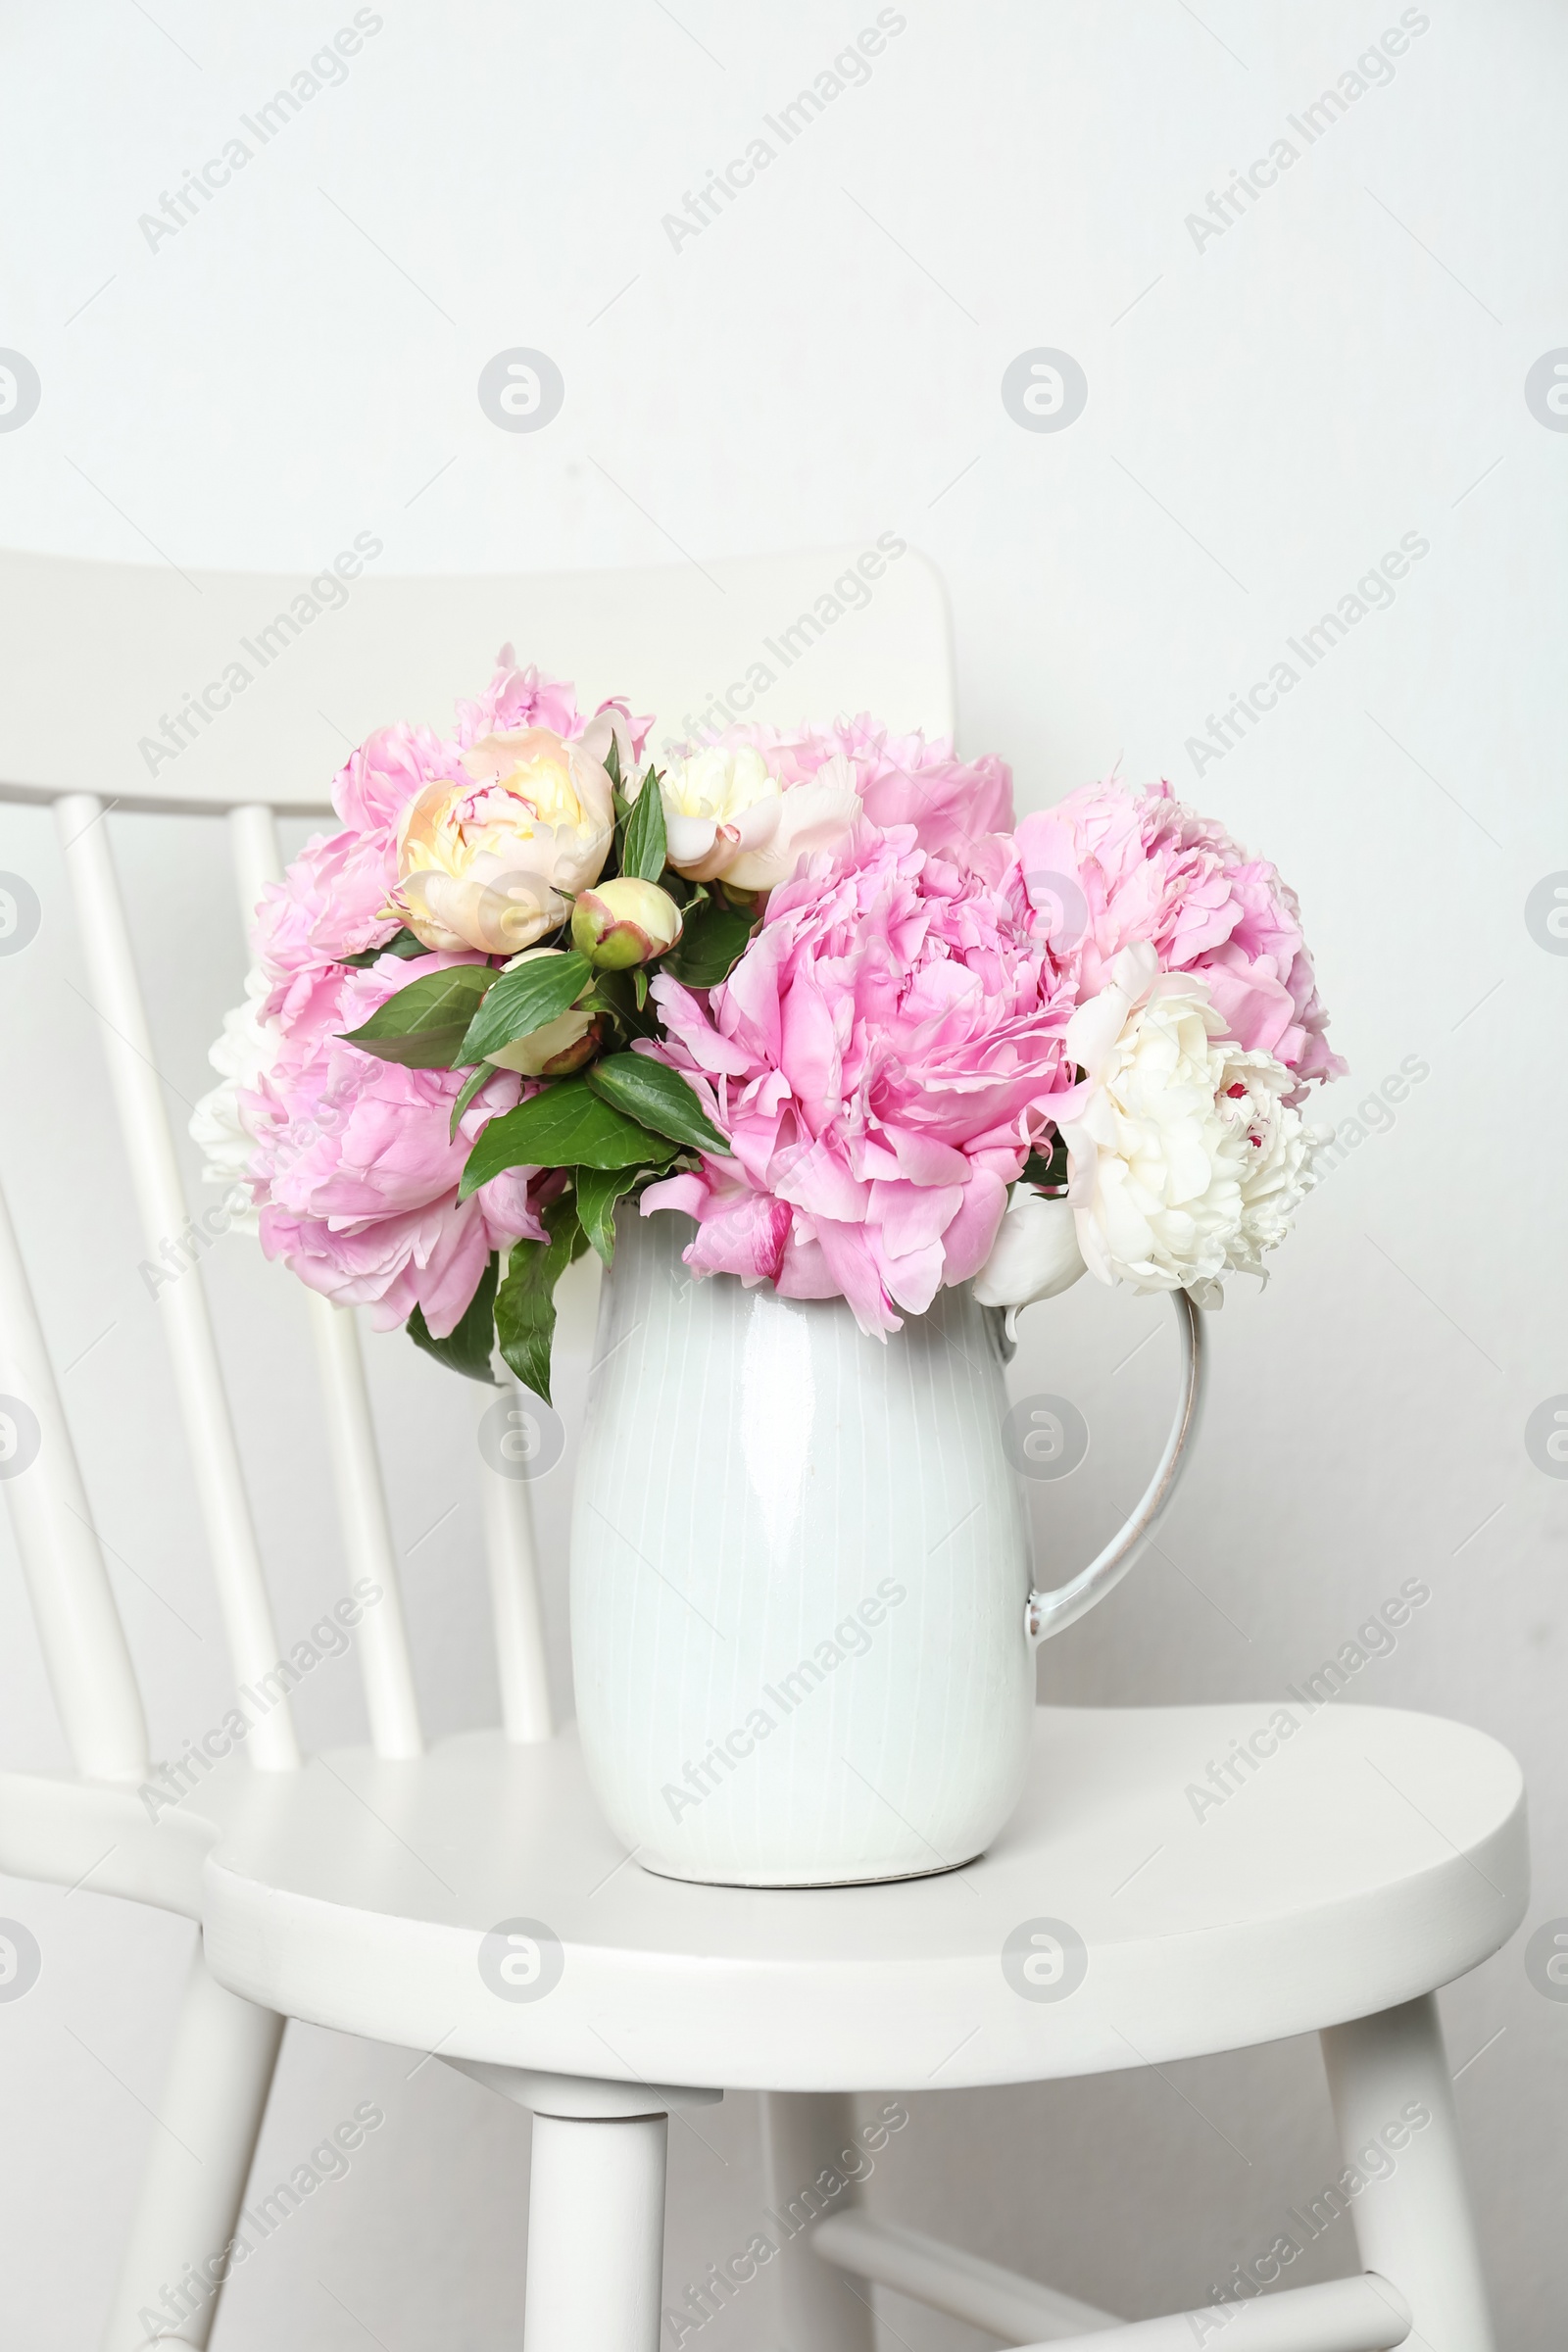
[252,824,406,1026]
[453,644,653,769]
[244,949,548,1336]
[333,718,457,841]
[454,650,582,749]
[253,722,458,1001]
[678,714,1014,863]
[641,824,1078,1336]
[1012,780,1346,1098]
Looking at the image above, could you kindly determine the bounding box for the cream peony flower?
[639,744,861,892]
[394,719,618,956]
[972,1189,1087,1334]
[1059,943,1319,1303]
[188,965,280,1234]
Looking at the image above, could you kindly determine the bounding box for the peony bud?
[484,947,602,1076]
[487,1010,604,1077]
[972,1186,1086,1337]
[571,877,683,969]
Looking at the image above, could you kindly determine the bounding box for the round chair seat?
[183,1703,1526,2091]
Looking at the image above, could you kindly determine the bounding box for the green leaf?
[605,734,623,793]
[457,950,591,1065]
[340,963,496,1068]
[632,966,648,1011]
[406,1251,500,1385]
[662,899,760,989]
[575,1164,643,1265]
[621,770,668,882]
[495,1200,581,1404]
[449,1058,503,1143]
[579,966,652,1038]
[585,1053,726,1153]
[1022,1134,1069,1192]
[338,926,430,968]
[458,1076,676,1198]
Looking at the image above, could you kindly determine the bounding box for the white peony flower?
[972,1188,1086,1335]
[188,966,280,1234]
[641,744,861,892]
[1059,943,1319,1304]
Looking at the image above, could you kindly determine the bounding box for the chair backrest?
[0,541,955,1784]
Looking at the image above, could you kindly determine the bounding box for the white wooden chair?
[0,540,1527,2352]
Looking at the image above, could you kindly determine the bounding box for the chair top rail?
[0,540,954,817]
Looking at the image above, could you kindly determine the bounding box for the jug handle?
[1025,1290,1206,1647]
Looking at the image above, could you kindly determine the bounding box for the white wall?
[1,2,1564,2346]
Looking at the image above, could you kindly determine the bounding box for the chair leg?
[1320,1993,1496,2352]
[760,2092,878,2352]
[99,1943,284,2352]
[523,2112,668,2352]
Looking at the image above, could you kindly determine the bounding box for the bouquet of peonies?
[193,649,1344,1401]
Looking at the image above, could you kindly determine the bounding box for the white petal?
[972,1189,1087,1312]
[1064,979,1134,1075]
[722,779,862,891]
[664,810,721,869]
[408,869,557,955]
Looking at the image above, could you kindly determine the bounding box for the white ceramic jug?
[569,1208,1202,1886]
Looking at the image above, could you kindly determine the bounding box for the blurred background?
[1,1,1564,2344]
